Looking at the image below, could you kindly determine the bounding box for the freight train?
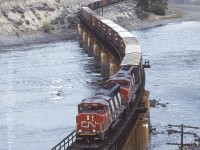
[76,0,145,142]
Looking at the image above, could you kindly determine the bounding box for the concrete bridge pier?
[142,91,150,131]
[123,91,150,150]
[110,56,119,76]
[78,23,83,36]
[93,42,101,71]
[82,30,88,52]
[101,49,110,77]
[134,118,149,150]
[87,36,94,57]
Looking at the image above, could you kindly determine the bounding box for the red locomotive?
[76,85,126,141]
[106,66,137,105]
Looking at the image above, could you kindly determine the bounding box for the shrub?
[149,1,166,16]
[42,20,52,33]
[136,8,149,20]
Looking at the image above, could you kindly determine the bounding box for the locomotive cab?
[106,66,137,104]
[106,77,133,104]
[76,99,110,141]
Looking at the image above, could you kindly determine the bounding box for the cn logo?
[81,121,97,128]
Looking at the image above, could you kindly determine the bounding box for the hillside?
[0,0,89,35]
[0,0,200,47]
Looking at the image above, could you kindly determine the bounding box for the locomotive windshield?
[78,104,105,113]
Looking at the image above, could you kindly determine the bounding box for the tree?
[151,0,168,8]
[136,0,150,11]
[149,1,166,15]
[136,0,168,15]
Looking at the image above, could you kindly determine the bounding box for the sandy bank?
[0,1,200,48]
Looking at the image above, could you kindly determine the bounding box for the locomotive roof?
[108,76,131,82]
[82,95,111,106]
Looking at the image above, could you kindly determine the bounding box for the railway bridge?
[51,0,150,150]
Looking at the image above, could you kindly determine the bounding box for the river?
[0,21,200,150]
[133,21,200,150]
[0,41,101,149]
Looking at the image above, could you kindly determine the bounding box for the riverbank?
[0,1,200,48]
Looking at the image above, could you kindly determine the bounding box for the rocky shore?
[0,0,200,48]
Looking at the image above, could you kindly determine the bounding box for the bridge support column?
[82,31,88,52]
[101,49,110,77]
[136,125,140,150]
[87,36,94,57]
[110,56,119,76]
[93,42,101,71]
[133,129,137,149]
[142,90,150,132]
[122,91,150,150]
[78,23,83,36]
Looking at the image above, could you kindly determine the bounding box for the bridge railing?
[51,130,76,150]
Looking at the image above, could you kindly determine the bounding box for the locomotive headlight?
[93,129,96,133]
[87,118,89,120]
[91,115,94,119]
[79,130,81,133]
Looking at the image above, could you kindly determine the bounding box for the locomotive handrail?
[51,130,76,150]
[78,12,124,64]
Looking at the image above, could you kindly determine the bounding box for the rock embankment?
[0,0,87,35]
[0,0,59,34]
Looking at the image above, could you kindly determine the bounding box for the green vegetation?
[42,20,52,33]
[149,1,166,15]
[136,0,167,16]
[135,8,149,20]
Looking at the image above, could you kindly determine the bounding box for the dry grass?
[158,12,184,19]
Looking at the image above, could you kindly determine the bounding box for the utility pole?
[101,0,103,16]
[167,124,200,150]
[181,124,183,150]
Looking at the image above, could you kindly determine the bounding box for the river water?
[0,41,101,149]
[133,21,200,150]
[0,21,199,150]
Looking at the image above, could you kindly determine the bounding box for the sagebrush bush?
[149,1,166,16]
[136,8,149,20]
[42,20,52,33]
